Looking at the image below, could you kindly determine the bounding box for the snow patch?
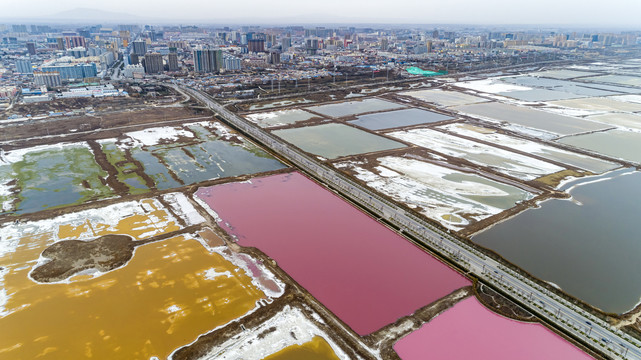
[125,126,194,147]
[389,128,564,180]
[166,305,182,314]
[455,78,532,94]
[199,121,237,141]
[338,157,532,230]
[162,193,206,225]
[188,306,353,360]
[203,268,232,280]
[0,266,8,317]
[0,142,92,165]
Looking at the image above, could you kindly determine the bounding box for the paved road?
[179,85,640,360]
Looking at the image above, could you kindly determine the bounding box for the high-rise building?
[99,52,116,67]
[132,40,147,56]
[426,40,433,53]
[87,47,105,56]
[15,58,33,74]
[380,38,388,51]
[68,47,88,58]
[230,31,239,43]
[266,34,277,47]
[306,39,319,55]
[130,53,140,65]
[247,39,265,53]
[56,37,65,50]
[119,24,139,33]
[214,50,223,72]
[281,37,291,51]
[41,63,97,80]
[168,41,186,50]
[193,49,207,72]
[65,36,86,49]
[34,71,62,88]
[26,42,36,55]
[12,24,27,33]
[269,51,281,64]
[150,31,164,42]
[193,48,222,73]
[167,52,179,71]
[223,53,241,71]
[143,53,164,74]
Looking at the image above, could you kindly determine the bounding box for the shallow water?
[0,236,265,359]
[306,98,404,117]
[453,102,610,135]
[102,142,149,194]
[498,88,583,102]
[586,113,641,131]
[196,172,470,335]
[339,156,532,230]
[131,148,182,190]
[499,76,621,97]
[558,130,641,164]
[394,297,591,359]
[549,97,641,112]
[473,169,641,314]
[348,108,453,130]
[441,123,618,174]
[0,144,114,215]
[532,69,598,80]
[582,74,641,88]
[249,99,313,111]
[273,123,406,159]
[401,89,489,107]
[134,136,285,188]
[389,128,563,181]
[246,109,319,128]
[262,336,340,360]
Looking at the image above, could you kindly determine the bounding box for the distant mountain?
[42,8,144,23]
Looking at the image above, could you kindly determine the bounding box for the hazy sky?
[3,0,641,27]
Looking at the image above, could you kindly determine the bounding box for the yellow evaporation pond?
[0,236,266,359]
[262,336,341,360]
[57,199,180,241]
[0,199,185,318]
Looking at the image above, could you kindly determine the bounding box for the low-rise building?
[23,94,50,103]
[0,86,18,99]
[58,84,121,98]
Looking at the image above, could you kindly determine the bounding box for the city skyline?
[2,0,641,28]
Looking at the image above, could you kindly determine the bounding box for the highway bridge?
[177,84,639,360]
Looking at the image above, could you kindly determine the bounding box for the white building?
[223,53,242,70]
[58,84,122,98]
[23,94,50,103]
[0,86,18,99]
[99,52,116,67]
[123,64,145,78]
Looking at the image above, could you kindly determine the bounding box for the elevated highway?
[179,85,639,360]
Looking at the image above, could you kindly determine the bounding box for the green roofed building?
[406,67,447,77]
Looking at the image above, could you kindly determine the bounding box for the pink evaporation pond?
[394,297,593,360]
[195,172,470,335]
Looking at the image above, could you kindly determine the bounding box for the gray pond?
[473,169,641,314]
